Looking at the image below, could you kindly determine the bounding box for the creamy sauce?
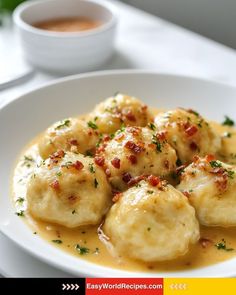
[12,109,236,273]
[33,17,101,32]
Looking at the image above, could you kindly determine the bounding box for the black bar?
[0,278,85,295]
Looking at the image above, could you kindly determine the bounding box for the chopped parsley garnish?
[75,244,89,255]
[113,91,120,97]
[223,132,232,138]
[147,190,154,194]
[94,178,99,188]
[63,161,73,168]
[89,163,95,173]
[147,227,151,231]
[16,197,25,204]
[215,239,234,251]
[148,123,156,130]
[72,210,76,214]
[55,119,71,130]
[85,150,93,157]
[24,155,34,162]
[52,239,62,244]
[209,160,222,168]
[33,232,37,235]
[117,123,126,133]
[135,183,142,188]
[222,116,234,126]
[227,170,235,179]
[87,121,98,130]
[96,134,103,148]
[152,135,162,152]
[110,133,115,139]
[56,171,62,177]
[94,116,98,121]
[15,210,24,217]
[191,110,199,117]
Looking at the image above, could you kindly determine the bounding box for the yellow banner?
[165,278,236,295]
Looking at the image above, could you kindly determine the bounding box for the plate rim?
[1,69,236,277]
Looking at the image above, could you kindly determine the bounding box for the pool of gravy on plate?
[12,108,236,273]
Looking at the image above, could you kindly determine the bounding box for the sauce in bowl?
[33,17,101,32]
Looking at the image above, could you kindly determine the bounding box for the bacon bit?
[111,157,121,169]
[105,168,111,177]
[141,105,148,111]
[182,191,190,198]
[50,180,60,190]
[199,238,213,248]
[157,131,167,141]
[72,160,84,170]
[190,142,198,151]
[126,126,140,136]
[127,175,146,186]
[50,150,65,160]
[115,133,125,141]
[112,192,122,203]
[148,143,156,149]
[193,155,200,163]
[124,141,145,154]
[147,175,160,187]
[185,125,198,137]
[68,195,78,202]
[69,139,78,146]
[94,156,105,167]
[164,159,169,169]
[206,154,215,162]
[125,111,136,122]
[215,173,228,192]
[127,155,137,164]
[122,172,132,183]
[176,164,187,174]
[103,135,111,142]
[210,167,225,175]
[96,144,106,154]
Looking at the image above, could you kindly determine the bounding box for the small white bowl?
[13,0,117,74]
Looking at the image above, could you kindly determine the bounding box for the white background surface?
[1,0,236,277]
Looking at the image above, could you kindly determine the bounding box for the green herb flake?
[152,135,162,152]
[55,119,71,130]
[215,239,234,251]
[16,197,25,204]
[148,123,156,130]
[94,178,99,188]
[222,116,235,126]
[75,244,89,255]
[147,227,151,231]
[33,232,37,235]
[52,239,62,244]
[223,132,232,138]
[87,121,98,130]
[85,150,93,157]
[15,210,25,217]
[89,163,95,173]
[147,190,154,194]
[94,247,100,254]
[209,160,222,168]
[227,170,235,179]
[56,171,62,177]
[72,210,76,214]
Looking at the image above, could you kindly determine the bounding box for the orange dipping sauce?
[33,17,101,32]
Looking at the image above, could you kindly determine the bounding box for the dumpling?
[38,118,99,159]
[177,155,236,226]
[88,94,153,134]
[102,177,200,262]
[154,109,221,164]
[95,126,177,190]
[27,151,111,228]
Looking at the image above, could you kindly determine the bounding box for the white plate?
[1,70,236,277]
